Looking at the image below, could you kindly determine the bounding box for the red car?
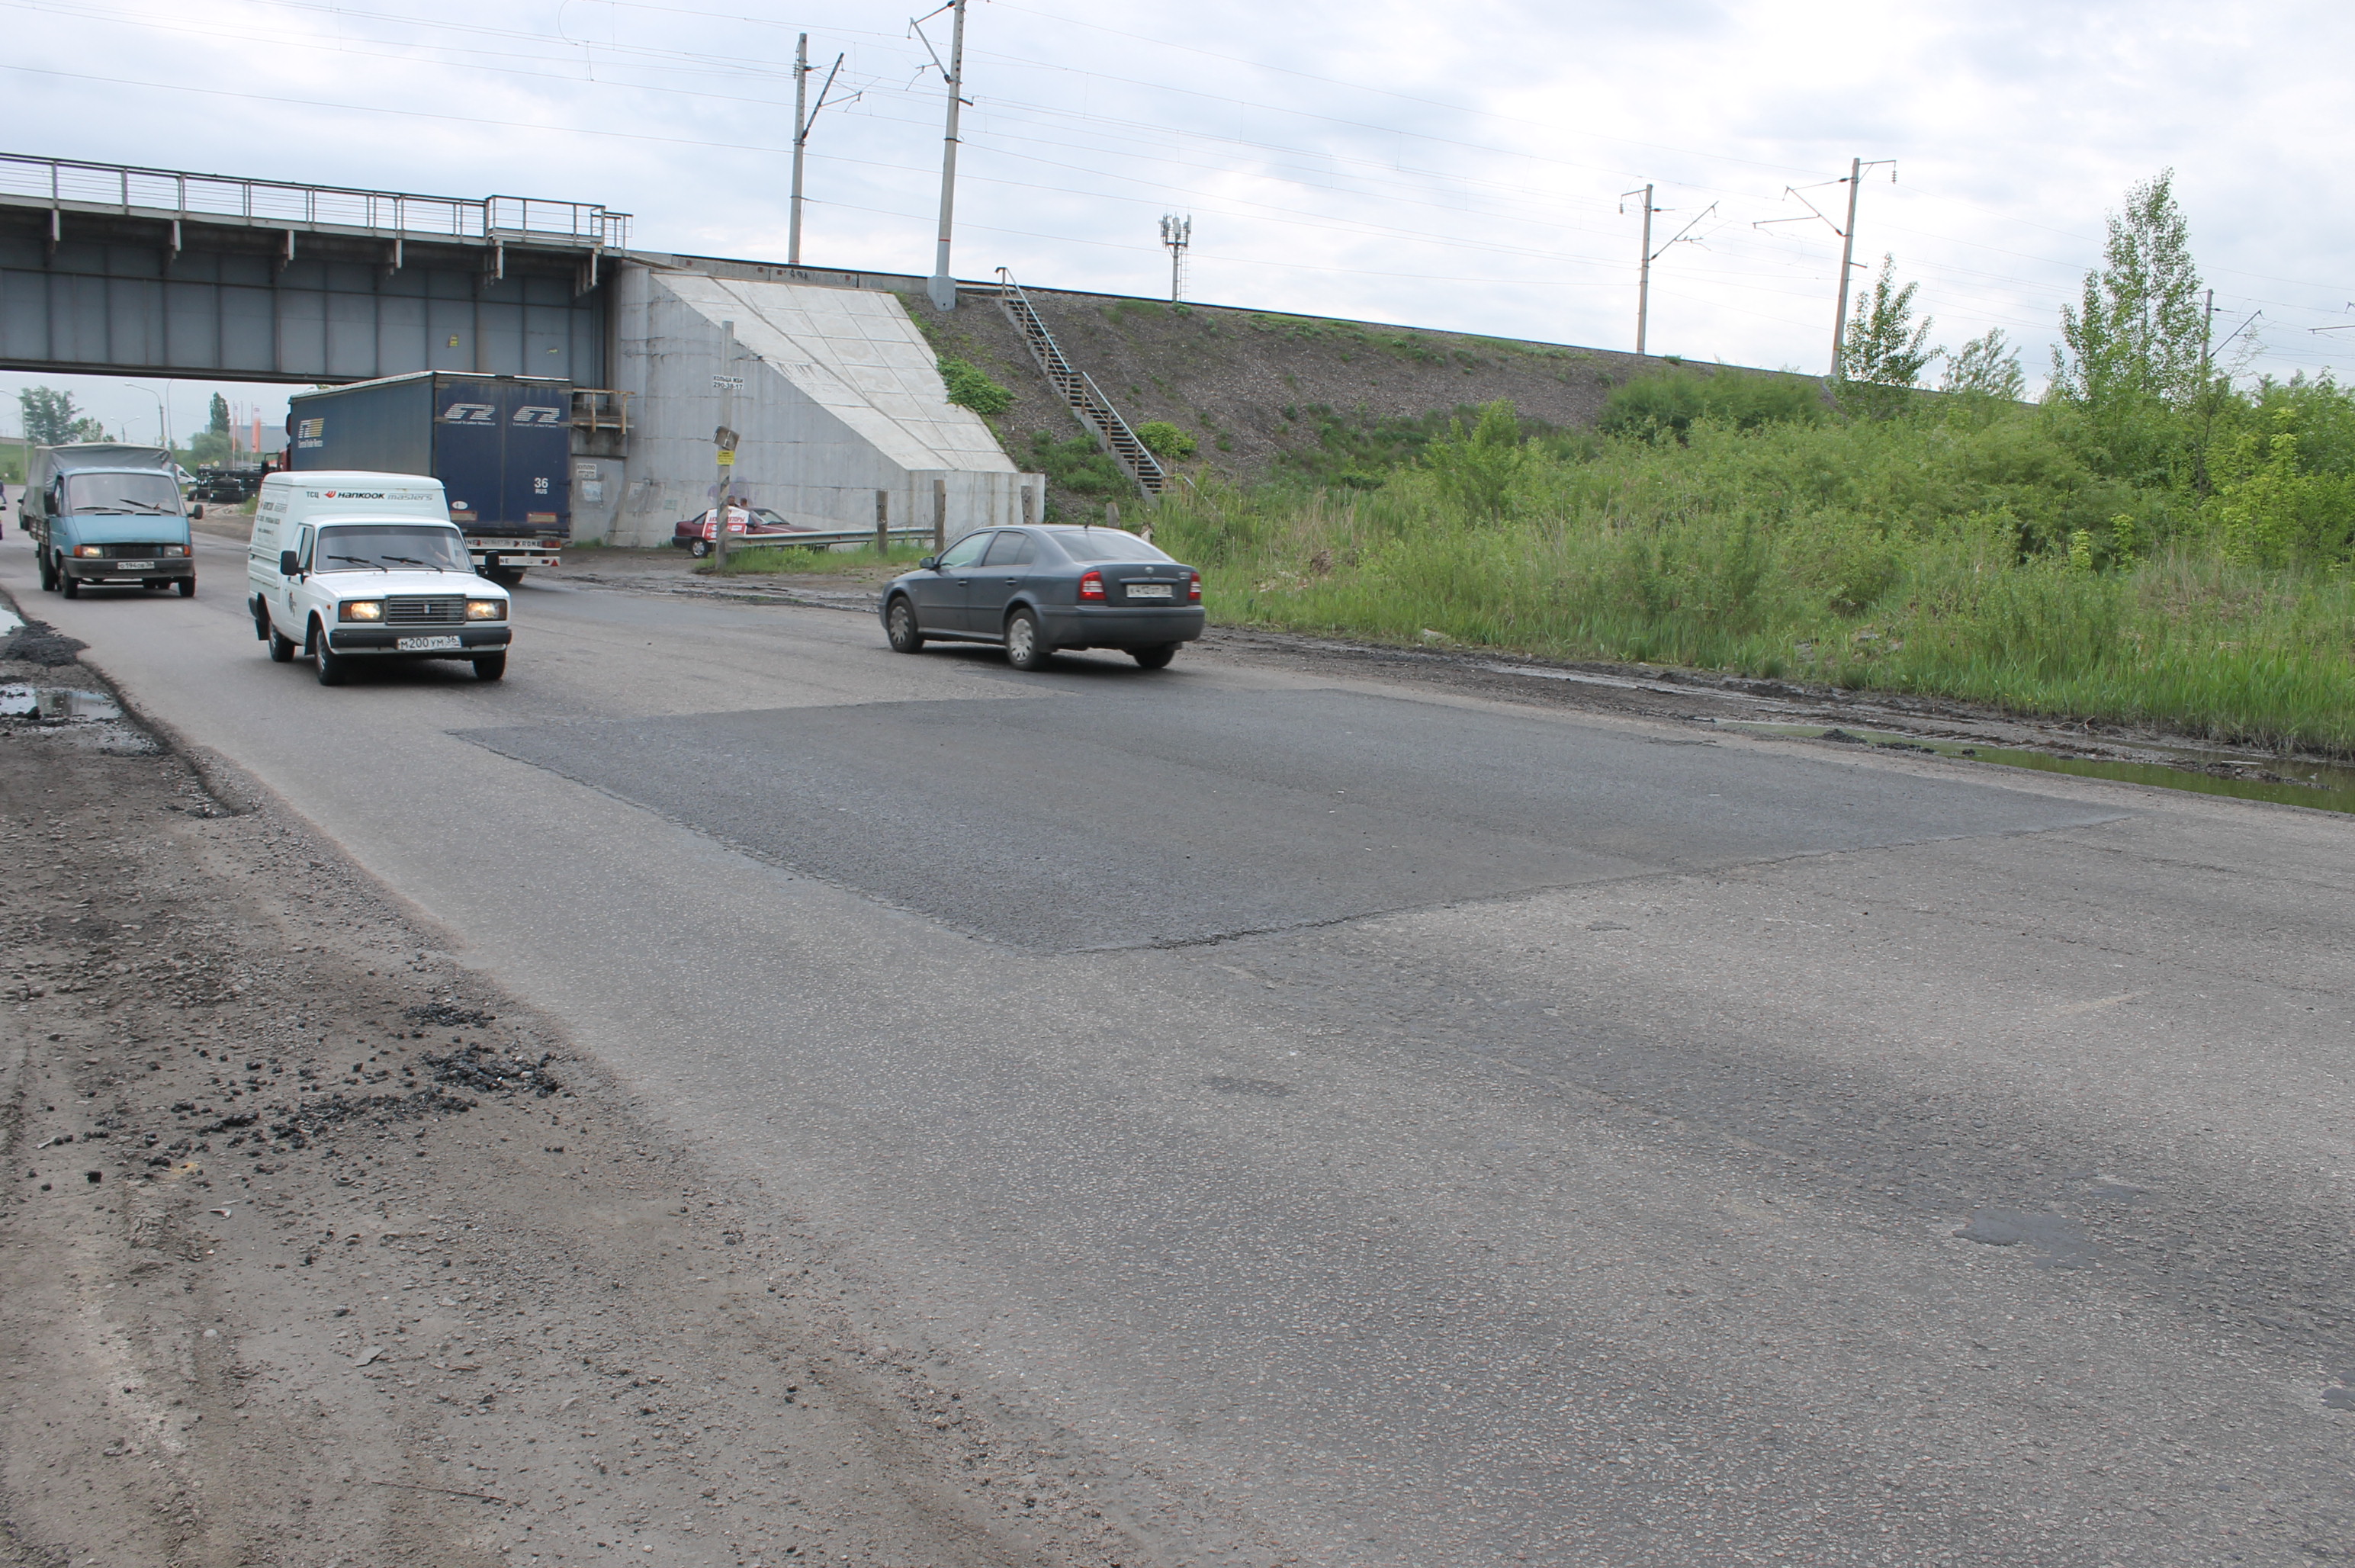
[671,506,810,557]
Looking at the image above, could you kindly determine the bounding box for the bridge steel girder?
[0,205,606,387]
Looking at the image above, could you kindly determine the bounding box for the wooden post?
[874,489,888,555]
[1105,500,1120,531]
[933,477,947,552]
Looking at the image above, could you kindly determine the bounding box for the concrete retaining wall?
[592,267,1041,548]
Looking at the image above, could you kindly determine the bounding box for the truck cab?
[23,444,196,599]
[248,471,513,685]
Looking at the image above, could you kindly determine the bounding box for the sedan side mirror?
[278,549,301,577]
[918,556,939,571]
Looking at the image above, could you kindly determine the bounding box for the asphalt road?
[11,529,2354,1566]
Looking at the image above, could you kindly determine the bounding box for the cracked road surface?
[10,529,2353,1566]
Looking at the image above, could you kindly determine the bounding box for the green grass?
[1153,405,2355,756]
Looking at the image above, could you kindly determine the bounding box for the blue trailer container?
[287,371,570,584]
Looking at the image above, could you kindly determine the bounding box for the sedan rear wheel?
[1004,608,1052,672]
[885,596,925,654]
[689,538,711,559]
[1130,643,1178,670]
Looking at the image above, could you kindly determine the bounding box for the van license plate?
[1126,582,1174,599]
[118,560,154,570]
[397,635,464,652]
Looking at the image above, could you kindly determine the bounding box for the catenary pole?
[1830,156,1862,376]
[1636,183,1654,355]
[926,0,968,311]
[789,34,808,265]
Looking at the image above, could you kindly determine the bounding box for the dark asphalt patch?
[455,686,2124,951]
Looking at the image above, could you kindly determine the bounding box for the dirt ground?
[0,608,1237,1568]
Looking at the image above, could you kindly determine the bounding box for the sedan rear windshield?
[1049,530,1171,563]
[65,473,182,516]
[316,525,471,573]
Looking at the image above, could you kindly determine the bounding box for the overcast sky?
[5,0,2352,446]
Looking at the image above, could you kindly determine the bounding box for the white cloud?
[5,0,2350,403]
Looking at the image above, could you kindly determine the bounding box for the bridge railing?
[0,152,629,249]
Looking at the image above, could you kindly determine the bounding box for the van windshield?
[316,525,472,574]
[65,473,182,516]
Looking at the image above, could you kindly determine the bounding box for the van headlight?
[466,599,507,621]
[339,600,384,622]
[73,545,103,557]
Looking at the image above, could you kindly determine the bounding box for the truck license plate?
[118,560,154,570]
[1126,582,1174,599]
[397,635,464,652]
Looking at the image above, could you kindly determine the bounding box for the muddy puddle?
[1717,721,2355,815]
[0,684,124,723]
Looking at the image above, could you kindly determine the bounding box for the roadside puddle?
[1717,721,2355,815]
[0,685,125,723]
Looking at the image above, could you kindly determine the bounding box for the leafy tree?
[2052,170,2206,409]
[207,393,230,435]
[1941,329,2026,400]
[1836,255,1936,417]
[68,416,108,442]
[1422,400,1524,519]
[18,386,79,446]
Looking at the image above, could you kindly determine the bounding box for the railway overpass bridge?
[0,152,1043,544]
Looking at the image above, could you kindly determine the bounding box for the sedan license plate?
[1126,582,1174,600]
[397,635,464,652]
[118,559,154,570]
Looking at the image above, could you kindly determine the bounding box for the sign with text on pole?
[713,425,740,466]
[711,358,744,566]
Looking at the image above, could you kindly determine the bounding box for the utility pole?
[712,321,742,570]
[1627,184,1654,355]
[1830,157,1862,378]
[1755,158,1893,377]
[1159,213,1192,304]
[1621,185,1714,358]
[922,0,969,312]
[790,34,809,266]
[788,35,850,267]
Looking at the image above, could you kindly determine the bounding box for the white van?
[248,471,513,685]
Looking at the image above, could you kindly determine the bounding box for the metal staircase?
[994,268,1168,499]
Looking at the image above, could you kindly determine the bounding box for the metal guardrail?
[0,151,629,250]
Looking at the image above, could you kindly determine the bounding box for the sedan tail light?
[1188,570,1202,602]
[1078,569,1105,602]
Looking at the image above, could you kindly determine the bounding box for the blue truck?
[19,443,197,599]
[287,372,570,586]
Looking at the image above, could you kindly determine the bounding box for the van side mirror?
[918,556,938,571]
[278,550,301,577]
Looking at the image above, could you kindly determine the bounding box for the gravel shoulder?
[0,610,1185,1568]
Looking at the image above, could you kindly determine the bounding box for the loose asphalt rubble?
[0,602,1241,1568]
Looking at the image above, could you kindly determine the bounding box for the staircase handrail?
[994,268,1168,498]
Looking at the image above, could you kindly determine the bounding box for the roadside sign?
[717,448,736,467]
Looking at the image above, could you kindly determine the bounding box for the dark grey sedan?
[879,525,1205,670]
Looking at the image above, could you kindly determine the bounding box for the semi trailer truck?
[287,372,570,585]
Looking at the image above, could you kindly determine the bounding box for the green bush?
[1597,368,1824,444]
[938,357,1014,415]
[1136,420,1197,459]
[1026,432,1129,511]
